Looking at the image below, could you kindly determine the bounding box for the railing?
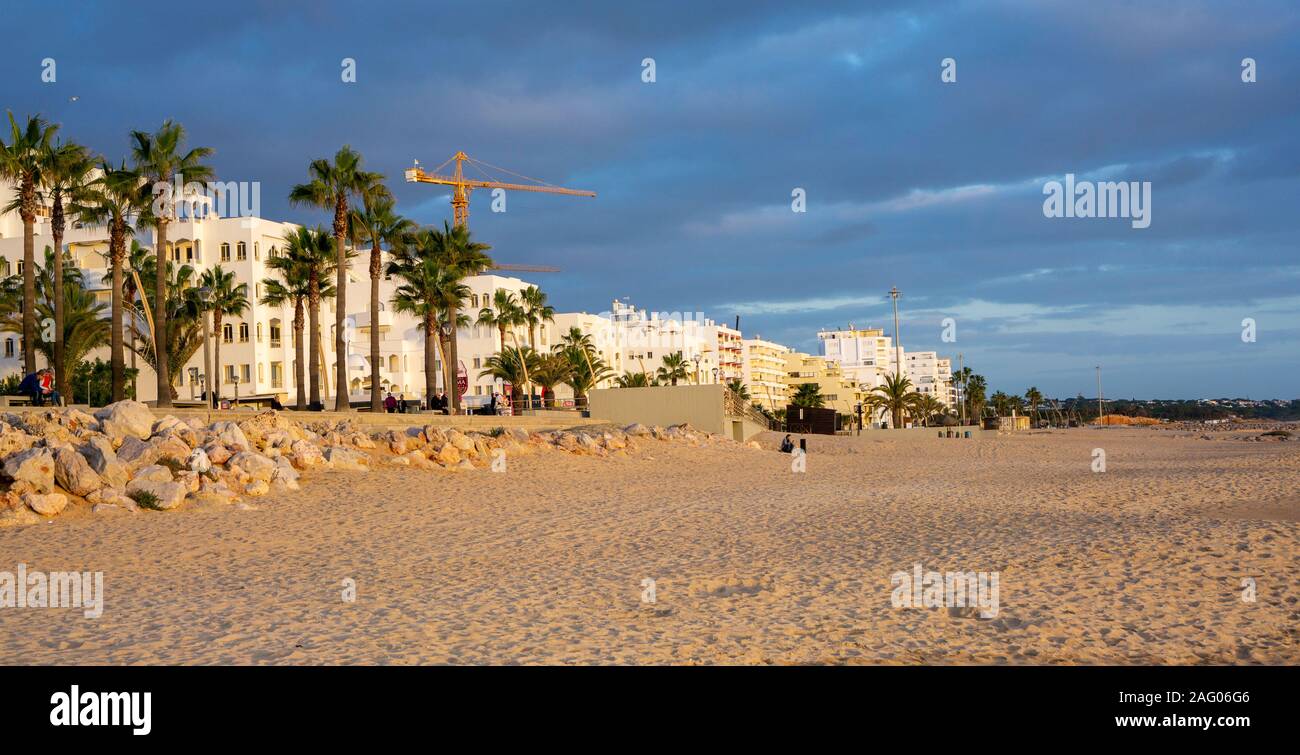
[724,386,777,429]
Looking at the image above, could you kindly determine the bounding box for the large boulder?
[209,421,251,452]
[94,400,155,444]
[125,478,187,510]
[229,451,277,483]
[52,446,103,497]
[424,427,447,447]
[0,423,35,458]
[446,430,475,452]
[289,440,324,469]
[2,447,55,493]
[323,446,368,471]
[116,436,163,472]
[133,464,174,484]
[434,443,461,466]
[23,491,68,516]
[78,437,130,490]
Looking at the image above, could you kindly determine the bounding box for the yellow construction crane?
[405,151,593,273]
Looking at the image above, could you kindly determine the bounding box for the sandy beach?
[1,425,1297,665]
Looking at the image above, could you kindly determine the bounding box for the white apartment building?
[818,325,954,408]
[741,337,790,411]
[0,179,543,408]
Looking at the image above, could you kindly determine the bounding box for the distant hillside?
[1054,397,1300,422]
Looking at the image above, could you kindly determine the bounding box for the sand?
[1,426,1297,665]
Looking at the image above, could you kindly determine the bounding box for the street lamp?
[439,322,456,412]
[197,286,214,408]
[692,352,702,384]
[711,367,719,384]
[230,373,240,407]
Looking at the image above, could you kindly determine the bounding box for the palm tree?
[0,247,109,378]
[289,146,387,411]
[349,194,412,412]
[555,327,611,407]
[990,391,1011,417]
[966,374,988,419]
[872,373,920,428]
[791,383,825,408]
[726,378,750,401]
[198,266,249,402]
[477,289,525,352]
[617,371,655,388]
[530,353,573,408]
[431,222,493,413]
[131,120,214,408]
[519,285,555,350]
[261,252,310,410]
[1025,386,1043,424]
[118,240,153,398]
[388,228,465,408]
[0,112,58,376]
[912,393,946,427]
[480,346,541,409]
[656,352,690,386]
[41,139,96,399]
[69,160,148,400]
[129,259,205,400]
[270,227,336,408]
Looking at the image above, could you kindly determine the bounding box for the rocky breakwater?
[0,402,753,527]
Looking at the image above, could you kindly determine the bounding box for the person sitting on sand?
[779,434,794,453]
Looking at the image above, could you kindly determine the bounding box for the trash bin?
[963,430,971,439]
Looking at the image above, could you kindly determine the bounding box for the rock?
[388,454,411,466]
[509,428,531,444]
[289,440,324,469]
[244,480,270,497]
[0,424,35,457]
[2,447,55,492]
[209,421,251,452]
[151,434,192,463]
[52,445,103,497]
[116,436,162,472]
[92,503,130,515]
[401,450,434,470]
[447,430,475,452]
[386,431,408,455]
[323,446,368,471]
[349,433,376,449]
[188,447,212,474]
[94,400,155,444]
[134,464,174,483]
[554,432,580,451]
[0,506,42,527]
[23,491,68,516]
[424,427,447,447]
[175,471,202,493]
[78,436,128,487]
[455,458,478,471]
[435,443,461,466]
[125,479,187,510]
[229,451,277,482]
[624,423,650,436]
[204,443,232,465]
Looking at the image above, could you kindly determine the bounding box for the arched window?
[222,323,233,343]
[388,355,398,372]
[239,323,250,342]
[236,242,247,261]
[253,242,259,260]
[269,319,282,347]
[255,322,263,342]
[220,243,230,261]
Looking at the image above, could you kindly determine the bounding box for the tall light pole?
[198,286,213,409]
[889,286,902,379]
[958,352,965,426]
[1096,365,1104,424]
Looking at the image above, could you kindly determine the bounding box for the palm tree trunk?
[332,203,350,412]
[438,332,453,405]
[369,241,382,412]
[154,221,172,407]
[212,311,223,403]
[293,297,306,411]
[308,288,321,409]
[52,218,68,400]
[19,188,36,374]
[447,302,460,413]
[109,230,124,402]
[424,313,437,406]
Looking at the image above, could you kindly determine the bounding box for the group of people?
[383,391,412,413]
[17,369,61,407]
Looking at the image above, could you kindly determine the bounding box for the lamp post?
[711,367,719,385]
[889,286,902,379]
[231,373,240,407]
[440,322,456,413]
[692,353,702,384]
[197,286,214,408]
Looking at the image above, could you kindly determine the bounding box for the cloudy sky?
[5,0,1298,398]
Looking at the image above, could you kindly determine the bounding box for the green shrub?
[128,490,163,510]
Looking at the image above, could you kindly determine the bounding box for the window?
[270,321,282,348]
[171,245,181,262]
[222,323,233,343]
[225,365,236,382]
[239,323,249,342]
[220,243,230,261]
[472,357,481,369]
[0,259,9,276]
[269,246,278,259]
[257,363,264,382]
[253,242,259,260]
[388,355,398,372]
[3,338,12,358]
[185,245,194,262]
[255,322,263,343]
[236,242,247,261]
[241,364,251,383]
[271,362,283,388]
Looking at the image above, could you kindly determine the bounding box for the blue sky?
[4,0,1298,398]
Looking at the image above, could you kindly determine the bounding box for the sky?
[3,0,1298,398]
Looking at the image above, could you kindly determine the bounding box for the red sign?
[456,360,468,398]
